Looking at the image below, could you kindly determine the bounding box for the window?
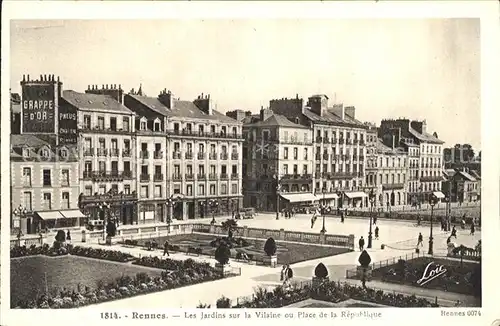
[232,127,237,136]
[210,144,216,154]
[43,169,51,186]
[221,184,227,195]
[210,184,216,195]
[232,165,238,174]
[173,184,181,194]
[210,165,216,174]
[186,185,193,196]
[199,143,205,153]
[284,131,289,141]
[293,148,298,160]
[293,164,298,174]
[199,164,205,175]
[124,139,130,151]
[110,117,117,131]
[61,169,69,186]
[83,115,91,129]
[140,119,147,130]
[22,148,31,158]
[198,184,205,195]
[124,185,131,194]
[99,185,106,194]
[99,138,106,149]
[60,148,68,158]
[186,165,193,175]
[199,125,205,134]
[23,168,32,187]
[123,117,130,132]
[154,119,161,132]
[41,147,50,158]
[23,191,32,211]
[283,164,288,175]
[43,193,52,210]
[210,125,216,133]
[284,148,289,159]
[304,148,308,159]
[84,186,92,196]
[62,192,70,209]
[141,185,149,198]
[303,165,308,174]
[174,165,181,176]
[154,185,162,198]
[231,183,238,194]
[99,161,106,172]
[97,116,105,129]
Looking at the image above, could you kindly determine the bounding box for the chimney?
[193,92,213,115]
[345,106,355,119]
[158,89,174,109]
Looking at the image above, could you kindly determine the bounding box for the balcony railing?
[123,170,133,178]
[209,153,217,160]
[78,125,133,135]
[220,153,228,160]
[197,173,207,180]
[122,149,131,157]
[209,173,218,180]
[167,129,243,140]
[353,139,359,145]
[315,137,323,143]
[153,151,163,159]
[140,174,150,182]
[339,138,345,145]
[110,149,119,157]
[359,140,366,146]
[323,137,330,144]
[346,139,352,145]
[84,171,127,180]
[198,152,206,160]
[322,154,329,160]
[420,176,443,182]
[230,173,239,179]
[172,152,181,159]
[153,174,164,182]
[140,151,149,159]
[172,174,182,181]
[97,148,108,157]
[382,183,405,191]
[328,172,358,179]
[315,154,321,160]
[79,192,137,203]
[185,152,193,159]
[231,153,238,160]
[185,174,195,181]
[220,173,229,180]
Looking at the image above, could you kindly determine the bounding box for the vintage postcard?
[1,1,499,326]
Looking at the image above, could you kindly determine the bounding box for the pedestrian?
[446,236,451,244]
[359,236,365,251]
[341,212,345,223]
[373,216,377,225]
[310,215,315,229]
[470,223,475,236]
[228,228,233,239]
[280,265,287,282]
[417,232,423,247]
[417,215,421,226]
[286,264,294,285]
[374,226,379,240]
[163,240,170,256]
[451,226,457,238]
[66,230,71,242]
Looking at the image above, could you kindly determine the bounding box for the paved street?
[78,214,480,308]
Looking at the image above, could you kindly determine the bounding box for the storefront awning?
[59,209,86,219]
[433,191,445,199]
[318,193,339,200]
[344,191,368,199]
[36,211,64,220]
[280,193,317,203]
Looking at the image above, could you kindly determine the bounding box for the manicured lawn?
[135,233,350,265]
[364,257,481,297]
[10,255,162,306]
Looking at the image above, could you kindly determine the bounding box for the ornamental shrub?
[55,230,66,243]
[214,243,231,266]
[264,237,277,256]
[314,263,329,278]
[106,221,117,237]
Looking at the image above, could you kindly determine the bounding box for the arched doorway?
[397,193,401,205]
[390,192,395,206]
[385,193,390,206]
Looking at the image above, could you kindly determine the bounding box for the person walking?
[163,240,170,256]
[470,222,475,236]
[66,230,71,242]
[280,265,287,282]
[340,211,345,223]
[451,226,457,239]
[358,236,365,251]
[417,232,424,247]
[373,216,377,225]
[374,226,379,240]
[286,264,294,285]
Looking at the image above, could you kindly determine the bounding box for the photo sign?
[22,85,56,133]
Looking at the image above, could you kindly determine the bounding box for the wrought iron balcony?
[198,152,206,160]
[231,153,239,160]
[230,173,239,179]
[97,148,108,157]
[172,174,182,181]
[209,173,218,180]
[220,153,228,160]
[153,174,164,181]
[382,183,405,190]
[140,151,149,159]
[185,152,193,159]
[122,149,131,157]
[209,153,217,160]
[172,152,181,159]
[153,151,163,159]
[185,174,195,181]
[220,173,229,180]
[140,174,150,182]
[110,149,120,157]
[197,173,207,180]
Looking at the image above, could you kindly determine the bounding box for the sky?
[10,19,481,150]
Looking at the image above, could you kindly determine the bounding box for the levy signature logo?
[416,261,447,286]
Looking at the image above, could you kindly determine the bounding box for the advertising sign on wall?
[22,85,56,133]
[58,102,78,145]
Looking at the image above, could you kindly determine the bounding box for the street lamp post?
[367,190,375,249]
[166,195,181,231]
[99,202,110,241]
[320,189,327,233]
[428,194,437,255]
[274,175,281,220]
[209,199,219,224]
[13,205,28,234]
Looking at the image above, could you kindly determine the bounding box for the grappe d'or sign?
[22,85,56,133]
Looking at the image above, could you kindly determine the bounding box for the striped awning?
[59,209,86,219]
[433,191,445,199]
[36,211,64,220]
[280,193,317,203]
[344,191,368,199]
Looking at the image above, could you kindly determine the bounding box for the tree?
[314,263,328,278]
[214,243,231,266]
[106,220,117,238]
[263,237,277,256]
[55,230,66,243]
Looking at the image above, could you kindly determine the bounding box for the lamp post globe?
[428,194,437,255]
[367,190,375,249]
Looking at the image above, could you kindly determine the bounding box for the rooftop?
[246,114,308,129]
[303,109,366,128]
[408,127,444,144]
[11,134,53,148]
[376,139,406,155]
[62,90,133,114]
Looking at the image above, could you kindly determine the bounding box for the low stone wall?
[10,235,45,249]
[192,224,355,250]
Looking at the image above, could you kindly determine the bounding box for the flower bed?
[132,256,214,272]
[217,281,438,308]
[10,244,134,263]
[361,257,481,297]
[13,266,222,309]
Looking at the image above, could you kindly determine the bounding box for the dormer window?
[97,116,105,129]
[60,148,68,158]
[186,123,192,132]
[221,126,227,135]
[210,125,216,133]
[23,148,31,158]
[232,127,237,136]
[199,125,205,134]
[154,118,161,132]
[140,117,147,131]
[41,147,50,158]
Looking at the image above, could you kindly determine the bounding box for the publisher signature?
[416,262,447,286]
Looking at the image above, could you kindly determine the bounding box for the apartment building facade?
[125,90,244,221]
[270,95,369,208]
[242,109,314,210]
[379,119,445,203]
[65,86,138,225]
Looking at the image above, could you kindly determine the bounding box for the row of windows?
[83,115,131,132]
[315,129,366,141]
[407,182,441,193]
[21,191,70,211]
[315,164,363,174]
[365,174,407,185]
[421,144,442,155]
[22,168,70,187]
[137,183,239,198]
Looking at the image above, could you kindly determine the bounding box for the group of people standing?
[280,264,294,287]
